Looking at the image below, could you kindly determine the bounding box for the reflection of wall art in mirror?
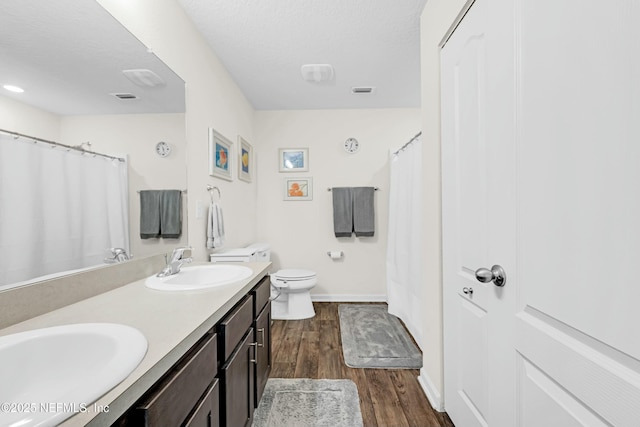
[283,177,313,201]
[279,148,309,172]
[238,136,253,183]
[209,128,233,181]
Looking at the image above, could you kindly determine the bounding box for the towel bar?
[137,189,187,193]
[327,187,379,191]
[206,185,221,203]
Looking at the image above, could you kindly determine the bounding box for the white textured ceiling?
[0,0,184,116]
[177,0,427,110]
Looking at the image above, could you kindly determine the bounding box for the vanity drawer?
[252,276,271,318]
[218,295,254,361]
[135,331,217,427]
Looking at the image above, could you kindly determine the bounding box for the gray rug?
[338,304,422,369]
[252,379,363,427]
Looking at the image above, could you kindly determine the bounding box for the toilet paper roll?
[328,251,343,259]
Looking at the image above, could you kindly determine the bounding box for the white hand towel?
[213,203,225,248]
[206,202,215,249]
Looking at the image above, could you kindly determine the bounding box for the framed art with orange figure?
[283,177,313,201]
[209,128,233,181]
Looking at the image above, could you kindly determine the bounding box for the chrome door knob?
[474,265,506,287]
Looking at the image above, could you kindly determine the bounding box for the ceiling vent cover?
[351,86,376,94]
[111,93,138,100]
[122,69,166,88]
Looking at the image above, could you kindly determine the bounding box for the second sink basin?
[0,323,147,427]
[145,264,254,291]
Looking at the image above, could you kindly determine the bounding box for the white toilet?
[210,243,317,320]
[270,269,317,320]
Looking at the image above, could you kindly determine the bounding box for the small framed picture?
[283,177,313,201]
[209,128,233,181]
[238,136,253,183]
[279,148,309,172]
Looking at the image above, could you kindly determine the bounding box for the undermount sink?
[0,323,147,427]
[145,264,254,291]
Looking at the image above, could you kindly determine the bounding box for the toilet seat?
[272,269,316,281]
[271,269,317,290]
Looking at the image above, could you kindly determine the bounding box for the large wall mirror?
[0,0,187,290]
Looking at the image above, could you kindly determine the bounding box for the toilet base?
[271,290,315,320]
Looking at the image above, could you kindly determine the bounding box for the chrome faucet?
[104,247,130,264]
[157,247,193,277]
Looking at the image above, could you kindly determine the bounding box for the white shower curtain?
[0,133,129,287]
[386,138,423,350]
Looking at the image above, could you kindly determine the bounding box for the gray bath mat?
[252,379,363,427]
[338,304,422,369]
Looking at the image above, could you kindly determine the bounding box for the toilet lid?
[212,248,255,257]
[273,269,316,280]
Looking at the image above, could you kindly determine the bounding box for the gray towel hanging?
[353,187,375,237]
[140,190,162,239]
[139,190,182,239]
[332,187,353,237]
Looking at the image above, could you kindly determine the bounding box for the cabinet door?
[254,302,271,407]
[221,328,255,427]
[184,379,220,427]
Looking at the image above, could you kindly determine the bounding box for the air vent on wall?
[111,93,138,100]
[351,86,376,94]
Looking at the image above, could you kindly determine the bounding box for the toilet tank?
[210,243,271,263]
[245,243,271,262]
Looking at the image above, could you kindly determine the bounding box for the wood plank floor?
[270,302,455,427]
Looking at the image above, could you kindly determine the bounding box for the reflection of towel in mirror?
[207,202,225,249]
[140,190,182,239]
[140,190,162,239]
[160,190,182,238]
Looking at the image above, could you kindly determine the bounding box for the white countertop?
[0,261,272,427]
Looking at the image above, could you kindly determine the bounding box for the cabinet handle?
[249,342,258,365]
[257,328,265,348]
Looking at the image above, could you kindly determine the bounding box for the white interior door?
[442,0,640,425]
[514,0,640,424]
[441,0,516,425]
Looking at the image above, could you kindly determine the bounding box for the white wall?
[97,0,258,261]
[418,0,470,411]
[255,109,420,298]
[0,94,61,140]
[61,114,188,259]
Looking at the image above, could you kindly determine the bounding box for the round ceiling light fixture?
[301,64,334,83]
[3,84,24,93]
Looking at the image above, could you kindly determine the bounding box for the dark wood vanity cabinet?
[113,274,272,427]
[218,295,256,427]
[251,276,272,407]
[219,329,255,427]
[113,330,219,427]
[217,276,273,426]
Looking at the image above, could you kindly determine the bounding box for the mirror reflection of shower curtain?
[386,138,423,350]
[0,133,129,287]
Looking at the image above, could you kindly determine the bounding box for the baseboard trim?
[311,294,387,302]
[418,368,445,412]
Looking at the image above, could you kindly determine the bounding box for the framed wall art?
[279,148,309,172]
[283,177,313,201]
[209,128,233,181]
[238,136,253,183]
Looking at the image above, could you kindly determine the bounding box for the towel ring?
[206,185,221,203]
